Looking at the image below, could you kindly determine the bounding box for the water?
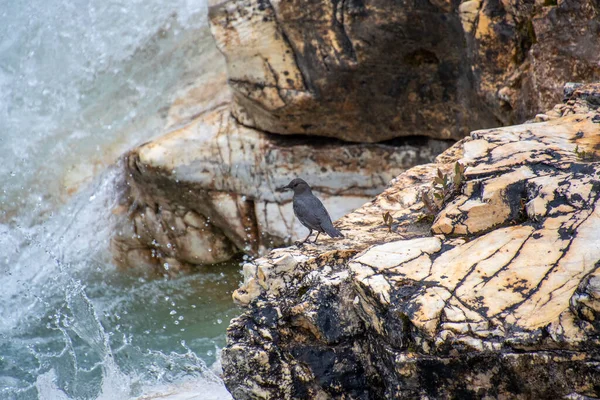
[0,0,238,398]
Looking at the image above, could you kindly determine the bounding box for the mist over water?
[0,0,211,220]
[0,0,237,398]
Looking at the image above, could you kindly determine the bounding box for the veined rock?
[111,104,450,273]
[222,84,600,399]
[208,0,600,142]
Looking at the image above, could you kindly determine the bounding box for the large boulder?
[221,84,600,398]
[110,1,600,272]
[109,19,453,273]
[111,105,450,273]
[208,0,600,142]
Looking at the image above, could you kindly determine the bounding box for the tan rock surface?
[112,103,450,273]
[222,83,600,399]
[111,0,600,275]
[208,0,600,142]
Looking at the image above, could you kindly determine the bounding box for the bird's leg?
[295,229,313,246]
[312,232,321,244]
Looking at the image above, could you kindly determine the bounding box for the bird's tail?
[323,222,344,238]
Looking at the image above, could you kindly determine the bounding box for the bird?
[277,178,344,245]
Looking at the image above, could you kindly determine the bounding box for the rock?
[111,0,600,272]
[164,26,232,131]
[208,0,600,142]
[458,0,482,33]
[564,82,586,102]
[208,0,496,142]
[111,104,451,273]
[221,83,600,398]
[471,1,600,124]
[109,26,452,273]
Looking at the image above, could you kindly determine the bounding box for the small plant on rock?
[382,211,394,233]
[433,168,451,202]
[453,161,466,188]
[575,145,592,160]
[418,193,437,223]
[419,161,466,221]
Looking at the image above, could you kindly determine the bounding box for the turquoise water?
[1,242,240,399]
[0,0,239,398]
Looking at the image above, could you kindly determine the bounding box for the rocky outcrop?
[111,1,600,272]
[222,83,600,398]
[109,13,455,273]
[111,103,451,273]
[466,0,600,125]
[208,0,600,142]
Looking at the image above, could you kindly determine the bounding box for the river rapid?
[0,0,238,398]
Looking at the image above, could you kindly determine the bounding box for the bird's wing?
[305,195,344,237]
[293,195,323,231]
[296,194,334,229]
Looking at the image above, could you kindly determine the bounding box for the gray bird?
[277,178,344,245]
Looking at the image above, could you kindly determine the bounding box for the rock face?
[111,1,600,272]
[466,0,600,125]
[208,0,600,142]
[111,104,451,273]
[221,83,600,398]
[110,16,454,273]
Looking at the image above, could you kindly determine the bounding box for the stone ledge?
[222,83,600,399]
[111,104,451,274]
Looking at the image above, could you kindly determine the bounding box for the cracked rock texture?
[110,14,452,273]
[222,83,600,399]
[110,37,451,274]
[208,0,600,142]
[111,0,600,272]
[112,103,449,273]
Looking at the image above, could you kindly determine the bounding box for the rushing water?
[0,0,238,398]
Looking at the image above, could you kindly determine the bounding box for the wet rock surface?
[209,0,600,142]
[222,83,600,398]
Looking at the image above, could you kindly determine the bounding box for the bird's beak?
[276,184,291,192]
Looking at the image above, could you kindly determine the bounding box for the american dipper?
[277,178,344,245]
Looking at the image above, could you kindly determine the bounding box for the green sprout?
[420,161,466,222]
[575,145,592,160]
[382,211,394,233]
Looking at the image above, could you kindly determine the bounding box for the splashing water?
[0,0,237,398]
